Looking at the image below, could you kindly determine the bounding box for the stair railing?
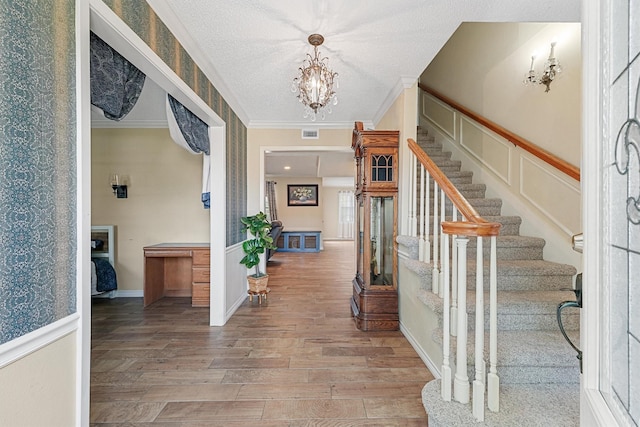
[408,137,501,421]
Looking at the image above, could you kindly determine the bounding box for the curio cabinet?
[351,122,399,331]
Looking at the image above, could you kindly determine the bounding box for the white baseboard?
[400,321,441,379]
[92,290,143,298]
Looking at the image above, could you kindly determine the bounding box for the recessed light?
[284,166,291,170]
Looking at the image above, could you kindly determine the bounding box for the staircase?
[402,128,581,426]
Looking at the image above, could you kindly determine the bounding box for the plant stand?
[248,288,270,304]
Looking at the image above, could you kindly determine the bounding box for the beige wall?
[246,128,352,215]
[92,128,210,292]
[421,23,581,166]
[375,83,419,235]
[273,177,324,232]
[0,333,76,426]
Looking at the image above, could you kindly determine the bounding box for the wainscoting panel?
[460,116,511,185]
[520,156,581,236]
[225,243,247,321]
[422,92,456,139]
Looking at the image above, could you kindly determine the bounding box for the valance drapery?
[90,32,146,121]
[166,95,211,208]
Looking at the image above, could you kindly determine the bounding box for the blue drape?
[166,95,211,208]
[167,94,210,155]
[90,32,146,121]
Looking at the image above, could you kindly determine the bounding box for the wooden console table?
[143,243,210,307]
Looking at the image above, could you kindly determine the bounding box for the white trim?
[580,0,619,424]
[88,0,228,329]
[210,125,227,326]
[76,0,91,424]
[422,92,456,140]
[519,155,581,237]
[400,321,441,379]
[459,116,512,185]
[0,314,80,369]
[94,290,143,298]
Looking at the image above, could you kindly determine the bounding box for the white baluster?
[473,236,485,421]
[441,232,452,401]
[418,164,425,260]
[451,208,458,336]
[488,235,500,412]
[432,182,439,294]
[438,191,446,298]
[411,155,417,236]
[424,171,431,264]
[453,236,470,404]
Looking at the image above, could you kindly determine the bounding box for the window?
[338,190,355,239]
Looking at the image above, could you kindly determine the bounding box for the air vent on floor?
[301,128,319,139]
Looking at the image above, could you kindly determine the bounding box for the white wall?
[91,128,210,292]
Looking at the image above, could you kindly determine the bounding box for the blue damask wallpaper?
[0,0,77,344]
[102,0,248,246]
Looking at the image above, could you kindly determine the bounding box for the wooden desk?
[143,243,210,307]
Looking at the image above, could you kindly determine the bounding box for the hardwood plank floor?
[91,241,433,426]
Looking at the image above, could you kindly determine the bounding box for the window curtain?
[338,190,355,239]
[90,32,146,121]
[166,95,211,208]
[265,181,278,222]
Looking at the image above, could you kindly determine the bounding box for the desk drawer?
[192,266,210,282]
[192,249,210,265]
[192,283,210,307]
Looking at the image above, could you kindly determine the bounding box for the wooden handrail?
[408,138,500,237]
[418,83,581,182]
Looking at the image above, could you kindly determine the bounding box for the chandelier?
[523,41,562,93]
[291,34,339,121]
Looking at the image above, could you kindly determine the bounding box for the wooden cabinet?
[191,248,210,307]
[143,243,210,307]
[351,121,399,331]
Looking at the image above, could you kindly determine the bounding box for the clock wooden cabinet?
[351,121,399,331]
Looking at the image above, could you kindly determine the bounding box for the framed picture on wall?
[287,184,319,206]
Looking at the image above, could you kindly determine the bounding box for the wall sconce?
[109,174,129,198]
[523,41,562,92]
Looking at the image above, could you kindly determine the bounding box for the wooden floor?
[91,241,432,426]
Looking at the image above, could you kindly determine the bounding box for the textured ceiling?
[147,0,580,129]
[92,1,580,179]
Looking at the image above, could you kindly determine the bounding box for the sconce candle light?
[523,41,562,92]
[109,174,129,198]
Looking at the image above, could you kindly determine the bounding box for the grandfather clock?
[351,122,399,331]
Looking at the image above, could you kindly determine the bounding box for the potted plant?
[240,211,276,293]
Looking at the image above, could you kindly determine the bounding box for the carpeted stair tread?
[418,288,580,331]
[432,329,580,373]
[422,380,579,427]
[468,259,577,277]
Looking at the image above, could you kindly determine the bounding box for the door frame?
[79,1,228,423]
[581,0,625,425]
